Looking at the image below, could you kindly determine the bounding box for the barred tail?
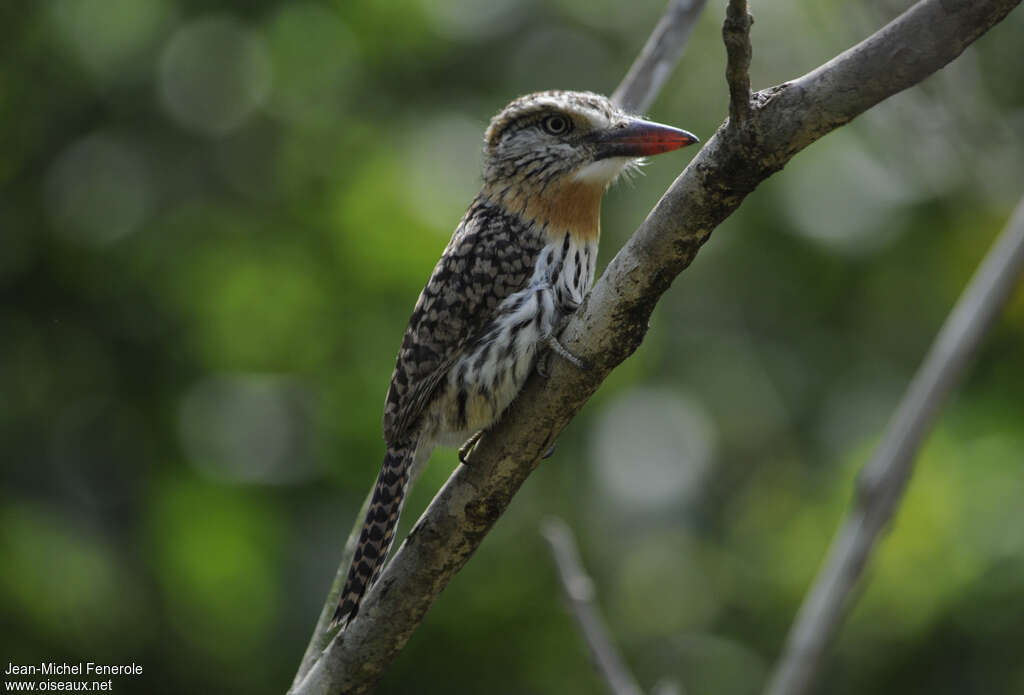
[330,444,413,630]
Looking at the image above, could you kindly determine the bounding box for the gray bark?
[292,1,1021,692]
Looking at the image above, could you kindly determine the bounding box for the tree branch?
[762,195,1024,695]
[290,1,707,691]
[723,0,753,125]
[541,518,644,695]
[612,0,711,114]
[292,1,1021,692]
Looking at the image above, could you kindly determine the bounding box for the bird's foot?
[458,430,484,465]
[541,442,557,459]
[536,350,552,378]
[540,334,589,373]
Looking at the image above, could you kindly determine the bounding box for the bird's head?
[482,90,698,190]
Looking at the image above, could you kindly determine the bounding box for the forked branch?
[290,0,710,690]
[293,1,1021,693]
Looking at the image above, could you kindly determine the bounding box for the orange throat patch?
[487,180,604,245]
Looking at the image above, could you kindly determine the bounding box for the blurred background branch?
[4,1,1023,693]
[294,1,1021,693]
[542,517,646,695]
[292,0,708,690]
[764,194,1024,695]
[612,0,710,113]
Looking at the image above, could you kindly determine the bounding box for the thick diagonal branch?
[290,0,708,690]
[286,1,704,691]
[294,1,1021,693]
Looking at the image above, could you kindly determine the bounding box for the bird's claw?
[458,430,484,465]
[541,334,589,372]
[536,351,552,378]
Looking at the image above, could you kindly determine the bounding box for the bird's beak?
[592,118,699,160]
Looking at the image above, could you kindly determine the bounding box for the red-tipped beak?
[593,118,699,159]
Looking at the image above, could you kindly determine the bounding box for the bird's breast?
[428,231,597,441]
[533,230,598,312]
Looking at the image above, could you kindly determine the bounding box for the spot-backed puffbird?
[331,90,698,629]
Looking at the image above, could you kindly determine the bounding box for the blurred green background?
[2,1,1023,693]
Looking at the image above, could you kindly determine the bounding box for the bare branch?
[612,0,711,114]
[290,2,707,691]
[762,196,1024,695]
[291,1,708,690]
[723,0,753,124]
[293,1,1022,692]
[542,518,644,695]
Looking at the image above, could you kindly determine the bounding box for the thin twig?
[541,518,644,695]
[292,1,1021,692]
[290,1,708,692]
[723,0,753,125]
[763,195,1024,695]
[612,0,711,114]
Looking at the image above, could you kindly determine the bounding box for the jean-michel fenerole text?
[5,662,143,677]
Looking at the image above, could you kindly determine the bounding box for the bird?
[330,90,698,630]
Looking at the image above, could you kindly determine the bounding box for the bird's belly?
[431,283,558,439]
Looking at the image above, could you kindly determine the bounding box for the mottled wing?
[383,197,544,443]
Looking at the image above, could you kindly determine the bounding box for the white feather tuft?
[573,157,633,185]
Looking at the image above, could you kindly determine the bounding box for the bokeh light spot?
[43,132,152,245]
[404,113,483,231]
[158,16,272,136]
[178,373,316,484]
[48,0,173,83]
[591,388,716,509]
[781,129,918,256]
[418,0,524,39]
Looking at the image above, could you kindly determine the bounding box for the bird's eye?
[541,115,571,135]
